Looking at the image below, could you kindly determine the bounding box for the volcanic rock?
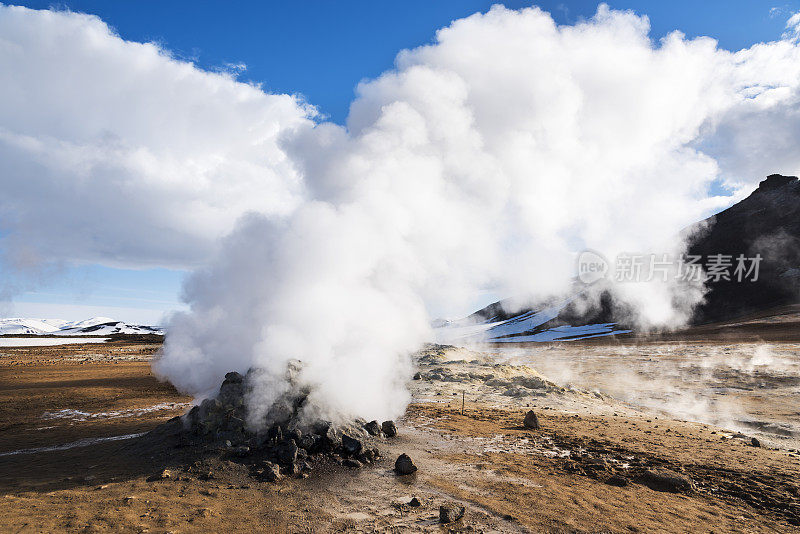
[146,469,173,482]
[751,437,761,447]
[261,461,281,482]
[394,453,417,475]
[637,468,695,492]
[606,474,629,487]
[276,439,299,465]
[170,366,382,480]
[409,496,421,507]
[229,445,250,458]
[439,502,465,523]
[357,447,378,464]
[523,410,540,430]
[381,420,397,437]
[364,420,381,436]
[342,434,363,456]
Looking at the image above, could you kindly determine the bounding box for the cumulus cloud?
[0,4,312,274]
[4,4,800,421]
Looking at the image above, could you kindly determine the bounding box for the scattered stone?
[751,437,761,447]
[439,502,465,523]
[363,420,381,436]
[276,439,298,465]
[523,410,540,430]
[261,461,282,482]
[342,434,363,456]
[409,496,421,507]
[160,365,385,481]
[381,420,397,437]
[230,445,250,458]
[637,468,695,493]
[606,474,629,487]
[342,458,362,468]
[146,469,173,482]
[394,453,417,475]
[358,447,378,464]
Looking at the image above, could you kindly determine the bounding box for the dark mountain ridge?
[462,174,800,338]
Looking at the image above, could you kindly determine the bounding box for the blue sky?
[5,0,800,324]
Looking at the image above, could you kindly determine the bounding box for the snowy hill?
[0,317,163,336]
[434,294,631,344]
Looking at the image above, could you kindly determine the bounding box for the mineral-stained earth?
[1,336,799,532]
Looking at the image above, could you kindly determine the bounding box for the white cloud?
[786,12,800,39]
[0,4,313,273]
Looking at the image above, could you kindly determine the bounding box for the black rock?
[357,448,376,464]
[261,461,281,482]
[298,434,318,452]
[751,437,761,447]
[266,425,283,443]
[637,468,695,493]
[230,445,250,458]
[439,503,465,523]
[413,372,422,380]
[223,371,244,385]
[341,434,363,456]
[364,420,381,436]
[276,439,298,465]
[409,496,421,507]
[381,420,397,438]
[342,458,362,468]
[605,474,629,487]
[523,410,540,430]
[394,453,417,475]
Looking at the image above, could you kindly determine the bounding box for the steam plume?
[155,5,800,422]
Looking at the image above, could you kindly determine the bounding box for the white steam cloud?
[3,5,800,422]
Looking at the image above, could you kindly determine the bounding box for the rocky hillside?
[439,174,800,340]
[687,174,800,323]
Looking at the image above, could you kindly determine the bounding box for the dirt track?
[0,341,799,532]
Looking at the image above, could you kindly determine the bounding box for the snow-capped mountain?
[0,317,163,336]
[434,294,631,344]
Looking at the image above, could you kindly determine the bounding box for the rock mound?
[161,365,397,480]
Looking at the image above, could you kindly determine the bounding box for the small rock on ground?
[637,468,695,492]
[394,453,417,475]
[382,420,397,437]
[363,420,381,436]
[523,410,540,430]
[439,502,465,523]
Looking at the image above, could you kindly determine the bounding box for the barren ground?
[0,338,799,533]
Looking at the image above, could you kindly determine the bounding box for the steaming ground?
[1,336,799,531]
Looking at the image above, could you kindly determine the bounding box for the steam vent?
[155,367,394,481]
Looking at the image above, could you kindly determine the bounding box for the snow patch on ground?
[42,402,190,421]
[0,337,110,347]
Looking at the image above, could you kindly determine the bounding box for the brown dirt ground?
[0,341,799,533]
